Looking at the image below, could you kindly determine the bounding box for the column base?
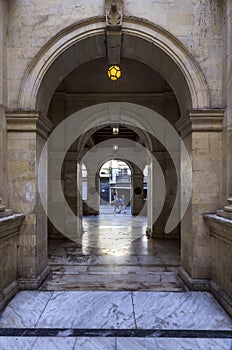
[179,267,232,317]
[179,267,211,291]
[0,266,50,312]
[0,280,19,312]
[18,266,50,290]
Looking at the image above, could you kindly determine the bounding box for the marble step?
[40,272,185,291]
[49,264,179,274]
[40,282,184,292]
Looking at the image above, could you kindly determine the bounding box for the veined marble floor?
[42,207,183,291]
[0,291,231,349]
[2,209,231,349]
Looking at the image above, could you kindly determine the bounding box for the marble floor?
[42,207,183,291]
[0,290,231,349]
[1,208,231,349]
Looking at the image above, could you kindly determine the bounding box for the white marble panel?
[196,338,232,350]
[0,337,36,350]
[156,338,199,350]
[132,292,232,330]
[116,337,159,350]
[32,337,76,350]
[74,338,115,350]
[0,291,52,327]
[36,291,135,329]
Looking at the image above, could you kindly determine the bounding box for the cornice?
[176,109,224,137]
[6,110,52,139]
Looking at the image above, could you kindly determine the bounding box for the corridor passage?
[41,206,183,291]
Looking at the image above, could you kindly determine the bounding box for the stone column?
[63,151,78,217]
[6,111,52,287]
[131,167,144,216]
[176,109,223,283]
[147,151,179,239]
[0,108,8,207]
[83,169,100,215]
[62,151,84,239]
[222,0,232,211]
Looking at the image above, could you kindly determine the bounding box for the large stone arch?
[18,17,210,116]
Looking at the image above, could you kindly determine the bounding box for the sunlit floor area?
[41,206,183,291]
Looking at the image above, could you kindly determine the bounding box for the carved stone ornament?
[106,1,123,30]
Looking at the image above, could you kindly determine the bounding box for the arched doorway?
[99,160,132,210]
[7,17,222,291]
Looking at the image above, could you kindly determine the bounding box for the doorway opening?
[99,159,132,214]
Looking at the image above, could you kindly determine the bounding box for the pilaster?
[6,110,52,280]
[176,109,223,279]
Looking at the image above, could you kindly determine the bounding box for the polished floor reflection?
[41,207,183,291]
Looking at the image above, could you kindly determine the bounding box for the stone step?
[49,264,179,274]
[40,271,186,292]
[224,205,232,212]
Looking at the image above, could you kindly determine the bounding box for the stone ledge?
[216,210,232,220]
[0,213,25,241]
[204,214,232,243]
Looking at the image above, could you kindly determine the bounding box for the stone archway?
[7,17,223,291]
[18,17,209,115]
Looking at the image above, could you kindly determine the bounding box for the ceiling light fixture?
[112,127,119,135]
[108,65,121,81]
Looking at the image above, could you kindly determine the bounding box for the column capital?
[176,109,224,138]
[6,110,52,139]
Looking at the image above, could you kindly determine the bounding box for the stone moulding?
[0,280,19,312]
[18,16,209,115]
[6,110,52,139]
[176,109,224,138]
[179,266,232,318]
[0,267,50,313]
[18,266,50,290]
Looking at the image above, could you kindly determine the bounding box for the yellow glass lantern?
[108,65,121,81]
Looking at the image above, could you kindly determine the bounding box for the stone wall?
[6,111,51,284]
[177,111,223,279]
[0,214,24,311]
[0,0,8,206]
[7,0,224,111]
[204,215,232,317]
[222,0,232,202]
